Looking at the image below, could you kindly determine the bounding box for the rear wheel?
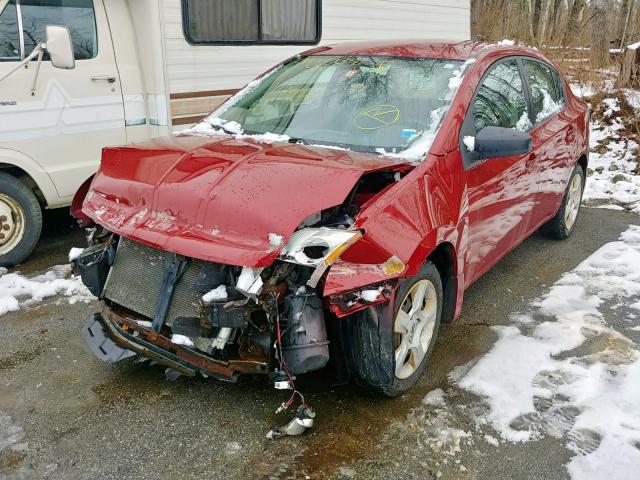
[0,172,43,267]
[540,165,584,240]
[345,262,442,396]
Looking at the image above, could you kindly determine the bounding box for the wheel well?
[0,165,46,206]
[428,242,457,323]
[577,154,588,174]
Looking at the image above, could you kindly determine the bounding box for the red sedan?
[75,40,589,397]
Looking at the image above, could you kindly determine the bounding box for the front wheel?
[0,172,43,267]
[344,262,443,396]
[540,165,585,240]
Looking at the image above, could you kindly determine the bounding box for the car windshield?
[213,55,465,155]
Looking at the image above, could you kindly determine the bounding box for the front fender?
[70,175,94,227]
[324,152,467,298]
[0,148,60,206]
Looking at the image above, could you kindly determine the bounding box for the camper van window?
[183,0,321,45]
[0,0,20,60]
[20,0,97,60]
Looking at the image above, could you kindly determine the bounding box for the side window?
[0,0,20,60]
[524,60,565,124]
[184,0,320,45]
[20,0,98,60]
[473,60,530,132]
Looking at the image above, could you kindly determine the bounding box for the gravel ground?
[0,207,638,480]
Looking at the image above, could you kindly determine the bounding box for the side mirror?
[473,126,532,160]
[46,25,75,70]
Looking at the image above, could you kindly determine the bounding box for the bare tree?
[590,0,608,68]
[618,0,635,48]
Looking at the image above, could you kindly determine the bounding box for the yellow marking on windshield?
[354,104,400,130]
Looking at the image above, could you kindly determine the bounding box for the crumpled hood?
[83,134,409,267]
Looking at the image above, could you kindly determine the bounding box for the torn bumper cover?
[83,309,269,381]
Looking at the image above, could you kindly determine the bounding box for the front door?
[462,58,539,284]
[0,0,124,203]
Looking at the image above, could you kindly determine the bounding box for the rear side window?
[0,0,20,59]
[473,60,530,132]
[20,0,98,60]
[183,0,321,45]
[523,60,565,124]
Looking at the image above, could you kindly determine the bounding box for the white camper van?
[0,0,470,266]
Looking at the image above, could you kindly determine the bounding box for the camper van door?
[0,0,125,203]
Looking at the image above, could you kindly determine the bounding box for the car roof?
[304,40,539,61]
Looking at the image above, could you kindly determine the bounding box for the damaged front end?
[78,234,337,382]
[73,139,412,410]
[75,217,396,389]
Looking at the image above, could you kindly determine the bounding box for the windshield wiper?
[287,137,307,145]
[215,124,241,136]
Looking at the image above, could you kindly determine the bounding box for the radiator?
[103,237,205,326]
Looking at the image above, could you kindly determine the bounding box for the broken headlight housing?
[279,227,362,287]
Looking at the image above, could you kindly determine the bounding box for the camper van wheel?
[0,172,43,267]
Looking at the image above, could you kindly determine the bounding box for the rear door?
[461,58,539,284]
[521,58,571,224]
[0,0,125,203]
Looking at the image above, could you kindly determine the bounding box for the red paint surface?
[82,41,589,320]
[83,135,407,267]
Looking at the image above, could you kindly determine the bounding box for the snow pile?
[179,118,291,145]
[583,96,640,214]
[0,412,27,455]
[170,334,194,347]
[360,286,384,302]
[268,233,283,248]
[462,136,475,152]
[456,225,640,478]
[68,247,85,262]
[380,382,475,478]
[515,111,532,131]
[422,388,446,407]
[535,88,563,123]
[386,387,473,465]
[202,285,228,304]
[570,83,596,98]
[0,264,94,316]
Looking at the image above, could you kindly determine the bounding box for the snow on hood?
[83,135,409,267]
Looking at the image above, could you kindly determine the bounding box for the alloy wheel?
[393,279,438,380]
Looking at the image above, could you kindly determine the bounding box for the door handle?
[91,75,116,83]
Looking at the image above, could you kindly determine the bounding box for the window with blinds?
[182,0,321,45]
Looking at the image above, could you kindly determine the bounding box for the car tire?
[0,172,43,267]
[540,165,585,240]
[344,262,443,397]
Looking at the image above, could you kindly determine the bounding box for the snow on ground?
[582,94,640,213]
[0,264,94,317]
[397,225,640,479]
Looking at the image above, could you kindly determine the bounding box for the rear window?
[183,0,321,45]
[523,59,565,124]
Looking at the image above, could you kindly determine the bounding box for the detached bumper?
[83,312,198,377]
[82,310,269,380]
